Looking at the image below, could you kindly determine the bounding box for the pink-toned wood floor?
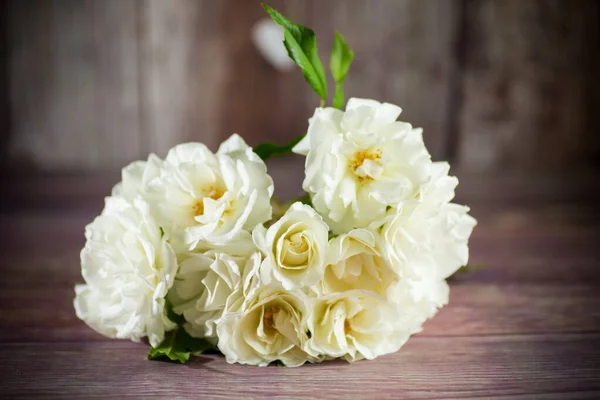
[1,166,599,399]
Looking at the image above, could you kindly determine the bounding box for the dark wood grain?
[457,0,600,170]
[1,334,599,399]
[6,0,143,168]
[1,170,599,398]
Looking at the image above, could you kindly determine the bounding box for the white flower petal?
[74,196,178,347]
[255,202,329,290]
[147,136,273,248]
[297,98,433,234]
[217,286,316,366]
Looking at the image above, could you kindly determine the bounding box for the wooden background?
[2,0,599,172]
[1,1,600,397]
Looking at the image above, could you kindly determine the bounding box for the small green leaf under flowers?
[148,327,214,364]
[254,133,306,161]
[330,31,354,109]
[262,3,327,100]
[165,299,185,325]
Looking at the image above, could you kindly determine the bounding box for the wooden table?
[1,169,599,399]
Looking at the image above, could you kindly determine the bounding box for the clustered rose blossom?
[74,99,476,366]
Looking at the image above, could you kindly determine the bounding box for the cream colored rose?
[167,246,262,341]
[315,228,398,297]
[380,162,477,280]
[217,286,315,366]
[111,153,162,202]
[307,290,407,362]
[385,277,450,333]
[293,98,432,234]
[74,196,178,347]
[147,134,273,250]
[253,202,329,290]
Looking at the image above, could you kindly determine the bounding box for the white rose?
[74,196,178,347]
[111,153,162,202]
[217,286,315,366]
[386,277,450,333]
[307,290,407,362]
[293,98,432,234]
[167,248,262,341]
[147,134,273,250]
[381,162,477,280]
[315,228,398,297]
[253,202,329,290]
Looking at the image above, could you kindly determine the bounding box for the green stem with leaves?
[257,4,354,161]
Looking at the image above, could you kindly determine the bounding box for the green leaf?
[147,329,186,363]
[330,32,354,82]
[262,3,327,100]
[177,329,215,355]
[329,31,354,109]
[332,85,345,110]
[254,133,305,161]
[165,298,185,326]
[148,327,214,364]
[268,359,285,367]
[296,193,311,205]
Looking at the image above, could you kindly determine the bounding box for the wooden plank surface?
[2,334,600,399]
[0,170,599,398]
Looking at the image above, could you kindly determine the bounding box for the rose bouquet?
[74,4,476,366]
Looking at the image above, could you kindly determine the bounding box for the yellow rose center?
[288,232,309,253]
[348,148,382,182]
[193,186,224,216]
[281,232,310,266]
[263,306,280,331]
[344,319,352,335]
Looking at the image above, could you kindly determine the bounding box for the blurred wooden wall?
[2,0,599,171]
